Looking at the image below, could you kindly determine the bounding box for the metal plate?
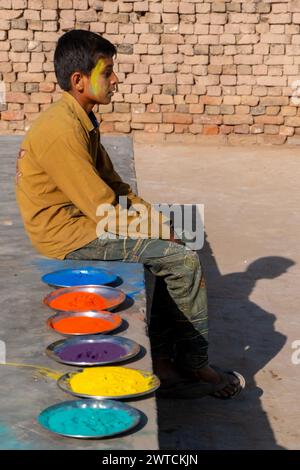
[38,398,141,439]
[46,335,141,366]
[41,267,117,289]
[57,367,161,400]
[43,285,126,312]
[47,311,122,336]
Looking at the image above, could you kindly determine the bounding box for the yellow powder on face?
[90,58,106,95]
[69,366,156,397]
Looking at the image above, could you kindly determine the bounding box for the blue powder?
[41,267,117,287]
[39,406,135,437]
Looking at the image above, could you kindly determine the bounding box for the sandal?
[161,364,246,400]
[208,365,246,400]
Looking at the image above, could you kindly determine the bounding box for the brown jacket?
[16,91,166,259]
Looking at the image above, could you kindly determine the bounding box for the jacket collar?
[62,91,98,133]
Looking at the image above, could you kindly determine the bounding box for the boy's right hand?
[169,225,185,246]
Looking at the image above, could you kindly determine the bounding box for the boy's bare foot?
[182,364,241,398]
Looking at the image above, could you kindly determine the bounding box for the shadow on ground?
[156,234,294,450]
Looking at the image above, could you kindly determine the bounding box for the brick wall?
[1,0,300,144]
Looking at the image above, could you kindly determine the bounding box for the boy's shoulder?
[22,93,88,159]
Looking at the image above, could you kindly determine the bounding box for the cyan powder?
[57,342,126,363]
[39,406,135,437]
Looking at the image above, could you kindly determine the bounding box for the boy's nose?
[111,72,119,86]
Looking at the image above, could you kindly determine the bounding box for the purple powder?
[57,342,127,363]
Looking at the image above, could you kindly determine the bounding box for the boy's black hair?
[54,29,117,91]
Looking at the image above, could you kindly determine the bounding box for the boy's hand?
[169,225,185,246]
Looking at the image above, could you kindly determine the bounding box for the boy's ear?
[70,72,85,92]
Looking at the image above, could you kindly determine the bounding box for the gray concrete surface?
[134,142,300,450]
[0,136,158,450]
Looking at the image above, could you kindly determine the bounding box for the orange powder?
[49,292,108,312]
[53,316,119,334]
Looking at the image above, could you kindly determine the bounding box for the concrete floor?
[134,142,300,450]
[0,136,158,450]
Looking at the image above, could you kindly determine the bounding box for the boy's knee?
[183,250,201,273]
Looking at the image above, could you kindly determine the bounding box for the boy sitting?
[16,29,244,399]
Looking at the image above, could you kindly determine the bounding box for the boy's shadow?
[156,234,294,450]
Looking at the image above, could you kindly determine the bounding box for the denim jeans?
[65,237,209,371]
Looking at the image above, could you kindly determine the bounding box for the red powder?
[52,315,120,334]
[49,292,108,312]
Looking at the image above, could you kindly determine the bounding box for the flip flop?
[169,364,246,400]
[208,365,246,400]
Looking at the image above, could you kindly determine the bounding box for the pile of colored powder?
[39,406,134,437]
[69,367,156,396]
[58,342,126,363]
[52,315,119,334]
[49,292,108,312]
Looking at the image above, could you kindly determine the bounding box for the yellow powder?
[90,58,106,95]
[69,366,157,396]
[1,362,61,380]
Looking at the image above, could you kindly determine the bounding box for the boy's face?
[87,56,119,105]
[71,56,119,106]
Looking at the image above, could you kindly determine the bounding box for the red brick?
[203,125,219,135]
[255,115,284,125]
[159,123,174,133]
[147,103,160,113]
[161,34,184,44]
[264,124,279,135]
[281,106,297,116]
[266,106,280,116]
[234,124,250,134]
[220,125,233,134]
[126,74,151,84]
[174,124,189,133]
[102,113,131,122]
[285,117,300,126]
[115,122,131,133]
[152,74,176,85]
[260,96,289,105]
[132,113,162,123]
[161,101,175,111]
[6,92,29,103]
[99,121,115,133]
[163,2,178,13]
[223,115,253,125]
[193,115,222,125]
[189,104,204,114]
[234,55,263,65]
[1,110,24,120]
[144,123,159,133]
[24,103,39,112]
[131,104,146,114]
[139,33,160,44]
[18,72,44,82]
[163,113,193,124]
[189,124,203,134]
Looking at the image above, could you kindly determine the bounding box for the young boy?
[16,29,244,399]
